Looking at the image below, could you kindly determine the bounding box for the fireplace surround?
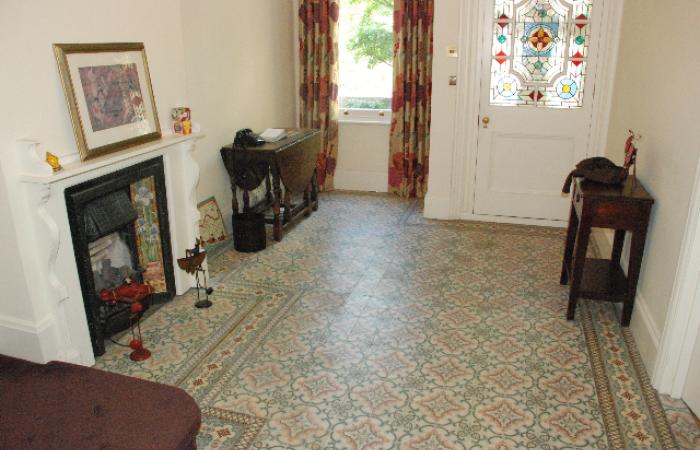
[0,134,202,366]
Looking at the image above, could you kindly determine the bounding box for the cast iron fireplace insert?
[65,157,175,356]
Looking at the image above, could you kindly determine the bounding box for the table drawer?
[590,200,648,229]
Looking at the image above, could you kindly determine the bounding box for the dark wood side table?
[220,129,321,241]
[560,177,654,326]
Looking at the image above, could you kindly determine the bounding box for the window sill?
[339,109,391,125]
[339,118,391,125]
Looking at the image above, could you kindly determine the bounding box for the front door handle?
[482,116,491,129]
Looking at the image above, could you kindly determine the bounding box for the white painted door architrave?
[654,156,700,406]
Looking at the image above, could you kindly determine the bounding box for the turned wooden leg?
[560,203,579,285]
[265,172,273,205]
[242,189,250,212]
[272,172,283,241]
[622,227,649,326]
[283,189,292,223]
[311,171,319,211]
[567,215,592,321]
[303,186,311,217]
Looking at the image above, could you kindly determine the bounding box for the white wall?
[0,177,32,322]
[180,0,296,226]
[0,1,189,160]
[601,0,700,370]
[425,0,461,218]
[335,122,389,192]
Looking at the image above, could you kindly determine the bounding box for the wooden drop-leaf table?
[220,129,320,241]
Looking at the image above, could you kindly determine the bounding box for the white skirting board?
[0,314,45,363]
[592,228,661,376]
[424,193,452,220]
[0,313,81,364]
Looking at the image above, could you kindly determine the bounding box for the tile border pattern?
[622,326,678,448]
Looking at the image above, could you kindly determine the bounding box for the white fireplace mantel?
[0,134,204,366]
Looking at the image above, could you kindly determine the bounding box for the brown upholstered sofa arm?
[0,354,200,450]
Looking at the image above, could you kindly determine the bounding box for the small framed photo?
[53,43,161,161]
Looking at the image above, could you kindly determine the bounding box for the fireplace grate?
[84,190,138,242]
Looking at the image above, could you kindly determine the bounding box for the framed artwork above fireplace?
[53,42,162,161]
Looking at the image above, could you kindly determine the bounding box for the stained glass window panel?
[490,0,593,108]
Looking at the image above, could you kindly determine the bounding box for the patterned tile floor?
[96,192,700,449]
[660,395,700,449]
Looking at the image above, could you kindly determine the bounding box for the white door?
[473,0,603,222]
[683,324,700,415]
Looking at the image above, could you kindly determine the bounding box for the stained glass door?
[472,0,602,222]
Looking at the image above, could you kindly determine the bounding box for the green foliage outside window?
[347,0,394,69]
[340,97,392,109]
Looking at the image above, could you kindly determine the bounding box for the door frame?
[292,0,301,127]
[448,0,626,226]
[654,156,700,397]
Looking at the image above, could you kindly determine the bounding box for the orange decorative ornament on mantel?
[45,152,62,172]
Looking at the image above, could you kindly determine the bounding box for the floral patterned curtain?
[299,0,340,191]
[389,0,434,198]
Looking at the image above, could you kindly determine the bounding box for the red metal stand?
[100,279,154,362]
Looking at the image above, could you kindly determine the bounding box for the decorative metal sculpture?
[177,239,214,309]
[624,129,640,177]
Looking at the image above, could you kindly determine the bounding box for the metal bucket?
[232,212,266,252]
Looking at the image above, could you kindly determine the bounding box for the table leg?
[611,229,625,263]
[272,171,283,241]
[567,215,592,321]
[560,203,579,285]
[621,227,649,326]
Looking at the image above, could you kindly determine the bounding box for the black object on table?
[221,128,321,242]
[560,176,654,326]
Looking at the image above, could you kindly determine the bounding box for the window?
[490,0,593,108]
[338,0,393,123]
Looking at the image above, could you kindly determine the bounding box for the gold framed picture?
[53,43,161,161]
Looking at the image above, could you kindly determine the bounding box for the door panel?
[476,131,576,219]
[473,0,602,222]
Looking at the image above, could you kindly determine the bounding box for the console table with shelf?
[560,176,654,326]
